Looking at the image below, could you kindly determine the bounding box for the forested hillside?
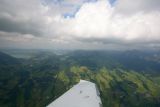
[0,50,160,107]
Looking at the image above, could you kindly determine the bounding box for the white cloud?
[53,0,160,45]
[0,0,160,49]
[114,0,160,14]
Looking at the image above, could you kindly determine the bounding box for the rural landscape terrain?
[0,50,160,107]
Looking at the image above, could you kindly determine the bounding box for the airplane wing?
[46,80,102,107]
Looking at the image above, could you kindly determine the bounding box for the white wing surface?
[47,80,102,107]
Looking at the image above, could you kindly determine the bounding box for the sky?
[0,0,160,50]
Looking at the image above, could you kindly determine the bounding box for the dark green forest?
[0,50,160,107]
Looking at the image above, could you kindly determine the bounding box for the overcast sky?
[0,0,160,50]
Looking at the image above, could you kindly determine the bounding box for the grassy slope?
[0,51,160,107]
[54,66,160,107]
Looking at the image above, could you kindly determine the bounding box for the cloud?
[55,0,160,44]
[0,0,160,50]
[0,0,49,36]
[114,0,160,14]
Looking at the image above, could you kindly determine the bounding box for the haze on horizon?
[0,0,160,50]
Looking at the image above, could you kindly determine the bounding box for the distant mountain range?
[0,50,160,107]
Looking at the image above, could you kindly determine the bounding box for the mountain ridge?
[0,50,160,107]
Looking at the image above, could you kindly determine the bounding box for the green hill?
[0,50,160,107]
[53,66,160,107]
